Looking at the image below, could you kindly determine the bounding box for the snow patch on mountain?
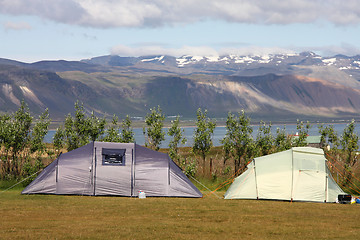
[83,52,360,74]
[176,55,204,67]
[141,56,164,62]
[206,56,219,62]
[354,61,360,66]
[176,53,306,67]
[322,58,337,65]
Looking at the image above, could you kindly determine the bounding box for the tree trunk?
[234,158,239,175]
[234,156,245,176]
[209,157,213,177]
[343,163,352,187]
[202,154,206,176]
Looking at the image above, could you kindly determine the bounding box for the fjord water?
[44,123,357,148]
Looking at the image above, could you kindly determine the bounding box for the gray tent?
[22,141,202,198]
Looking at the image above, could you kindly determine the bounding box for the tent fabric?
[224,147,346,202]
[22,142,202,198]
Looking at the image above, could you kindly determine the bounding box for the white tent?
[224,147,346,202]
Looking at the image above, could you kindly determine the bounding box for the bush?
[22,158,44,187]
[184,158,197,177]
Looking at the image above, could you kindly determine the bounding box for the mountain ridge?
[1,52,360,121]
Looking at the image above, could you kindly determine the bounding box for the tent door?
[292,170,326,202]
[93,146,134,196]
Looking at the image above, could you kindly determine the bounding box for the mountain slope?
[57,71,360,119]
[0,65,96,118]
[2,52,360,121]
[81,52,360,79]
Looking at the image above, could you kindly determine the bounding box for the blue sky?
[1,0,360,62]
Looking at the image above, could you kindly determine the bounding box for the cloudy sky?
[1,0,360,62]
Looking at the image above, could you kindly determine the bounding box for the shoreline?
[48,119,356,131]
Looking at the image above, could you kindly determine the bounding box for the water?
[44,123,356,148]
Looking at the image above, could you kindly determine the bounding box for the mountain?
[0,58,28,67]
[29,60,109,73]
[1,52,360,121]
[0,64,96,118]
[82,52,360,78]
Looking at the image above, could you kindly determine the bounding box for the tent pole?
[56,153,62,183]
[91,142,94,186]
[253,159,259,199]
[93,147,97,196]
[55,153,62,194]
[131,143,136,197]
[168,156,170,185]
[291,149,294,202]
[325,174,328,203]
[131,147,134,197]
[325,158,328,203]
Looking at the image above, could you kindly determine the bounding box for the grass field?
[1,189,360,239]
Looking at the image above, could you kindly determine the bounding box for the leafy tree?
[274,126,292,152]
[328,126,340,149]
[340,120,359,184]
[0,114,12,179]
[0,113,11,147]
[56,101,106,151]
[255,121,274,156]
[183,158,197,177]
[318,123,327,148]
[53,125,65,156]
[221,111,254,175]
[11,100,33,156]
[293,120,311,147]
[63,113,79,151]
[121,115,134,143]
[87,111,106,142]
[102,114,134,143]
[30,109,50,154]
[102,114,122,142]
[22,108,51,184]
[193,108,216,176]
[0,101,49,180]
[318,124,339,150]
[72,102,90,147]
[167,117,197,177]
[168,116,187,162]
[143,106,165,151]
[6,101,33,177]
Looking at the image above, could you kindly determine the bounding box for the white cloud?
[311,43,360,57]
[111,44,219,57]
[1,0,360,28]
[4,21,31,30]
[110,44,295,57]
[219,46,296,56]
[0,0,86,24]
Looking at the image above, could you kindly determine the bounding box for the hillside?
[1,52,360,121]
[0,65,95,118]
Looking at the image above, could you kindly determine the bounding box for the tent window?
[102,148,126,166]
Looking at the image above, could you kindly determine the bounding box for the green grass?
[1,189,360,239]
[0,180,25,191]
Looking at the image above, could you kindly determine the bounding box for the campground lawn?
[1,190,360,239]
